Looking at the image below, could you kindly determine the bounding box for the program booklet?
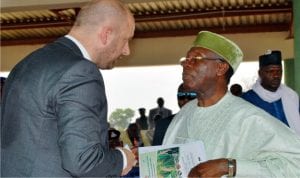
[138,141,206,178]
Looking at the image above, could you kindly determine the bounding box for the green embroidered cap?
[193,31,243,72]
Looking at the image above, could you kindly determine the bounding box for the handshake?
[108,129,140,176]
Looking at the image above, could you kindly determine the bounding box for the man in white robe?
[163,31,300,177]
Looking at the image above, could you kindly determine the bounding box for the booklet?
[138,141,206,178]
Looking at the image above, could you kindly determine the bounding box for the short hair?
[138,108,145,112]
[74,0,130,28]
[225,65,234,84]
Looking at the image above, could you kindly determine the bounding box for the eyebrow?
[180,56,225,62]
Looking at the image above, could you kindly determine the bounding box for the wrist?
[227,158,236,177]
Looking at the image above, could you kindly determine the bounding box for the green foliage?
[109,108,135,131]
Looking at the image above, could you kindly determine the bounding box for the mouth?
[271,79,281,86]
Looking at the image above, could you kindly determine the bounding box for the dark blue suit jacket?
[1,37,123,177]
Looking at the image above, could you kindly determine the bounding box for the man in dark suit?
[148,97,172,130]
[135,107,149,130]
[1,0,136,177]
[152,83,197,145]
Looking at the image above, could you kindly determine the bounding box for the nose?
[274,73,280,78]
[272,70,282,78]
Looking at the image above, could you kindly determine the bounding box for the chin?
[106,66,114,70]
[183,82,193,90]
[271,83,281,90]
[104,62,115,70]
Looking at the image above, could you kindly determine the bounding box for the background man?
[135,108,149,130]
[148,97,172,129]
[242,50,300,135]
[152,83,197,145]
[147,97,172,144]
[1,0,136,177]
[163,31,300,177]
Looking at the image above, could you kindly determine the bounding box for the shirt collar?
[65,35,92,61]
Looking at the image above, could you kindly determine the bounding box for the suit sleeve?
[54,60,123,177]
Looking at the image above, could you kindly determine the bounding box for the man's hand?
[119,147,137,176]
[188,158,229,178]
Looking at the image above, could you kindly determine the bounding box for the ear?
[99,26,112,45]
[258,69,262,77]
[216,62,229,76]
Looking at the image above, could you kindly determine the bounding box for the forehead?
[187,47,221,58]
[261,65,282,70]
[126,17,135,38]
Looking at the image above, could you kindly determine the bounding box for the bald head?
[73,0,132,29]
[68,0,135,69]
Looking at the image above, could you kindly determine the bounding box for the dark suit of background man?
[1,0,136,177]
[148,97,172,129]
[135,107,149,130]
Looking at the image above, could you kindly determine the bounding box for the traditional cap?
[193,31,243,72]
[259,50,282,68]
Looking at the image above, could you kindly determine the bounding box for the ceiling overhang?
[0,0,293,46]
